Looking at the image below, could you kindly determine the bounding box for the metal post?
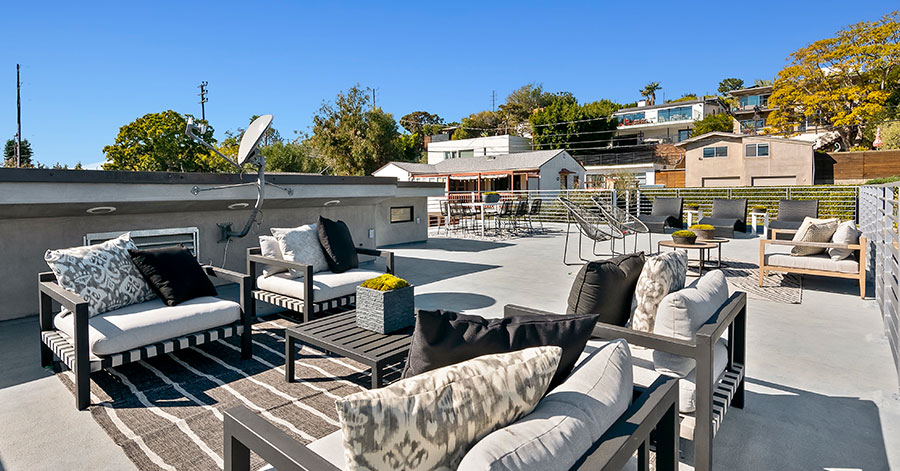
[16,64,22,168]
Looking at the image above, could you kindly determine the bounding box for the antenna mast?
[198,81,208,121]
[16,64,22,168]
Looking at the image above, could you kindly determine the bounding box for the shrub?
[672,230,696,237]
[865,176,900,185]
[689,224,714,230]
[360,274,410,291]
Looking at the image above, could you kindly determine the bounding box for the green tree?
[530,97,620,157]
[4,138,34,168]
[881,121,900,150]
[768,11,900,149]
[753,78,773,87]
[497,83,567,134]
[691,113,734,137]
[262,140,324,173]
[640,81,662,106]
[452,110,504,139]
[718,78,745,95]
[669,93,698,103]
[102,110,231,172]
[399,111,444,135]
[309,85,400,175]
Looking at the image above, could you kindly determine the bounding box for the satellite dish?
[185,113,293,243]
[237,114,273,166]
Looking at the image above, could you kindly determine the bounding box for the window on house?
[745,143,769,157]
[658,106,693,123]
[677,129,691,142]
[390,206,414,223]
[459,149,474,159]
[702,146,728,158]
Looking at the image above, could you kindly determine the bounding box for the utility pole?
[198,81,208,121]
[16,64,22,168]
[491,90,496,112]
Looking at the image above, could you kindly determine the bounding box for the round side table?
[657,239,717,276]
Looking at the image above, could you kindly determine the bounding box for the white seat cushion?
[256,263,383,302]
[765,252,859,274]
[624,338,728,414]
[307,430,345,470]
[457,339,632,471]
[54,296,240,356]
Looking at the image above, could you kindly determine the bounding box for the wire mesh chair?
[591,195,651,254]
[512,199,529,232]
[558,197,624,265]
[527,198,543,232]
[495,200,516,232]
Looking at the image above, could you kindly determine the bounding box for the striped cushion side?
[253,290,356,314]
[41,323,243,373]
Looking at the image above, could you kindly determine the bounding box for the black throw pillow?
[401,309,600,391]
[128,246,217,306]
[567,252,645,326]
[317,216,359,273]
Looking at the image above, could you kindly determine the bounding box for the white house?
[612,98,726,145]
[426,135,533,165]
[374,149,585,192]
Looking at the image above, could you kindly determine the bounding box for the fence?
[859,184,900,393]
[429,185,859,226]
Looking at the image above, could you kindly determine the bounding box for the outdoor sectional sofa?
[247,246,394,323]
[224,342,682,471]
[759,236,867,298]
[507,289,748,471]
[39,265,252,410]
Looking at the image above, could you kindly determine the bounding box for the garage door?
[702,177,741,188]
[752,176,796,186]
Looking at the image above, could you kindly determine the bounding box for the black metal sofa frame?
[247,247,394,323]
[223,375,680,471]
[504,291,747,471]
[39,266,252,410]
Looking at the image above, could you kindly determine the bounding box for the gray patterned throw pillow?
[631,250,688,333]
[791,219,839,256]
[335,346,561,471]
[271,224,330,275]
[44,234,156,317]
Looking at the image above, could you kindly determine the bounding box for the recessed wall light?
[86,206,116,214]
[324,200,341,206]
[228,202,250,210]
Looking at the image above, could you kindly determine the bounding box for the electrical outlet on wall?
[368,229,375,239]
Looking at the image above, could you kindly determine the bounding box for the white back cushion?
[652,270,729,377]
[458,340,632,471]
[829,220,860,261]
[258,235,287,277]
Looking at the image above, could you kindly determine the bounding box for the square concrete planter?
[355,285,415,334]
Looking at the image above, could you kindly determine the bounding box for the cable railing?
[859,184,900,394]
[429,185,860,226]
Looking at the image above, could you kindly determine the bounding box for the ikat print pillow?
[335,346,561,471]
[44,233,156,317]
[630,250,688,333]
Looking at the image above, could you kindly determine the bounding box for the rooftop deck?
[1,225,898,470]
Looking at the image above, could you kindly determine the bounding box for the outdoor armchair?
[505,290,748,471]
[767,199,818,238]
[247,246,394,323]
[637,197,683,233]
[591,195,651,254]
[39,265,252,411]
[558,197,624,265]
[759,236,866,298]
[699,198,748,238]
[224,375,680,471]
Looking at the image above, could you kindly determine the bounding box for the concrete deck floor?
[1,224,898,470]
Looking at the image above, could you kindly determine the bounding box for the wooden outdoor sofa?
[505,290,748,471]
[759,236,867,298]
[247,246,394,323]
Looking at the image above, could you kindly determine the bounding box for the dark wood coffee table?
[284,311,413,389]
[657,239,717,276]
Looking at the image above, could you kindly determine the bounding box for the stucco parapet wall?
[0,169,444,219]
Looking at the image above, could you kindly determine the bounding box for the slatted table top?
[285,311,413,367]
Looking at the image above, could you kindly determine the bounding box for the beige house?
[676,132,814,187]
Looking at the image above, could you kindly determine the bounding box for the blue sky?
[1,1,896,167]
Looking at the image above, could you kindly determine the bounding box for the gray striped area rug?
[54,316,394,471]
[721,259,802,304]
